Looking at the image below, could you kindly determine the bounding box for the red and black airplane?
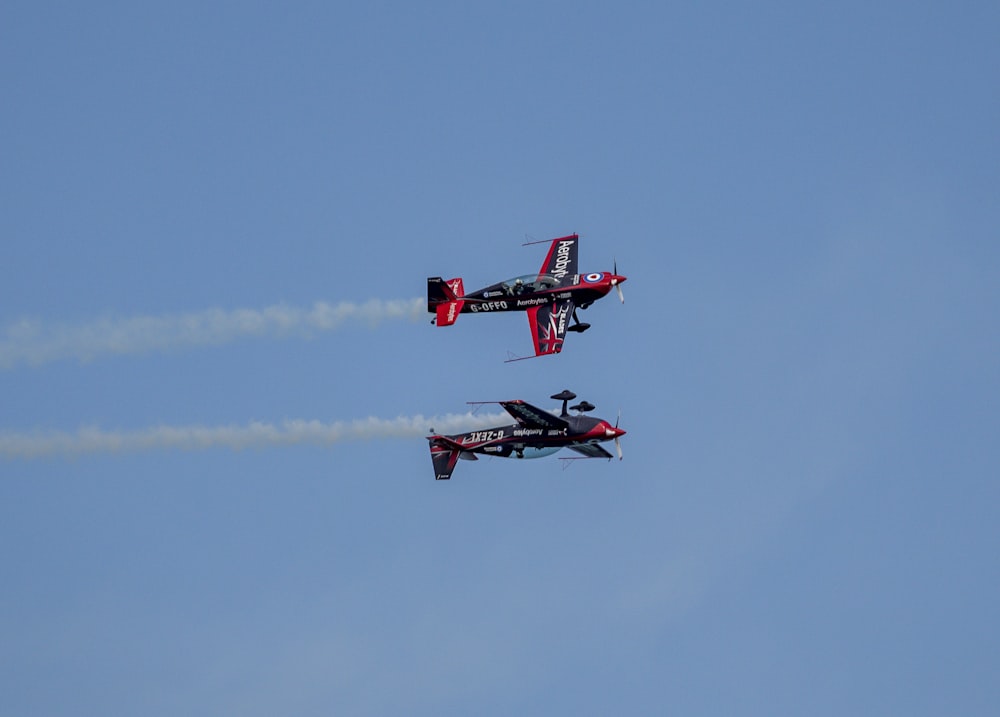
[427,233,626,359]
[427,390,626,480]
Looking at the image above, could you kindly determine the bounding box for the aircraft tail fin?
[428,434,464,480]
[427,277,465,326]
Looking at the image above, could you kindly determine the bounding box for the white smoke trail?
[0,298,425,369]
[0,412,509,459]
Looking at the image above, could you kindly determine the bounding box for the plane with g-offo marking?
[427,233,626,360]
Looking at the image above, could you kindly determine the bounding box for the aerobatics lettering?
[551,240,574,280]
[513,428,544,437]
[513,404,559,427]
[447,301,457,322]
[516,297,549,307]
[555,306,568,334]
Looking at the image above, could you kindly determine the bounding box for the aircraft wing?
[566,443,615,459]
[499,400,569,431]
[537,234,578,283]
[527,299,574,357]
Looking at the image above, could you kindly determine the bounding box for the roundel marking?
[583,272,604,283]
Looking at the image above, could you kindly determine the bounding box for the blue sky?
[2,1,999,714]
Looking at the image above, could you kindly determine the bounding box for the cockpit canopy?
[501,274,559,295]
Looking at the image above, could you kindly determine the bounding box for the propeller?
[614,409,624,460]
[612,258,625,303]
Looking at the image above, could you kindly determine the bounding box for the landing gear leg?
[567,309,591,333]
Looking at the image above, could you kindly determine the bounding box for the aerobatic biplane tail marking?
[428,277,465,326]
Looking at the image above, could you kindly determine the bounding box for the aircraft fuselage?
[460,271,623,315]
[442,413,619,459]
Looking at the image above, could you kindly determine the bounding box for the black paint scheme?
[427,234,626,358]
[427,390,625,480]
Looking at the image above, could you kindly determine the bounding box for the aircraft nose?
[609,274,627,304]
[604,425,626,438]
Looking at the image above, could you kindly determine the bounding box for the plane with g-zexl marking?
[427,233,625,360]
[427,390,626,480]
